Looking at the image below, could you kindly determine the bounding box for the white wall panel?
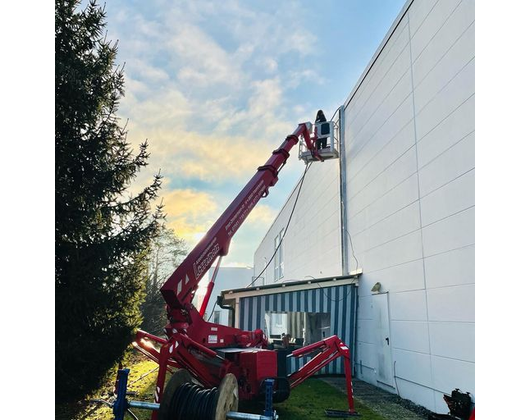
[391,290,428,321]
[429,321,474,362]
[348,52,412,149]
[348,86,414,163]
[391,320,430,353]
[394,348,433,388]
[362,259,425,293]
[349,174,419,233]
[412,1,474,79]
[413,21,475,109]
[354,201,420,253]
[410,0,462,60]
[422,206,474,257]
[415,58,475,140]
[345,19,410,130]
[424,245,474,289]
[408,0,438,37]
[420,168,474,226]
[427,284,475,322]
[253,157,342,284]
[350,60,411,134]
[360,230,423,273]
[419,132,474,198]
[350,146,417,213]
[348,100,415,193]
[396,379,436,412]
[417,94,474,169]
[352,120,416,192]
[431,355,475,396]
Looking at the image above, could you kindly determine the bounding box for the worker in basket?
[315,109,328,150]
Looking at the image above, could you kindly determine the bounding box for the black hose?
[166,382,219,420]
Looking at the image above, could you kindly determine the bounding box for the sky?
[100,0,407,267]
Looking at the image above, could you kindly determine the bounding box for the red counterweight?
[239,349,277,399]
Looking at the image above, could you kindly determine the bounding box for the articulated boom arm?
[160,122,319,311]
[134,119,358,419]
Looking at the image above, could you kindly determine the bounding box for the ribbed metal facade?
[239,283,357,375]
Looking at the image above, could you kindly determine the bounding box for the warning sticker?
[208,335,218,344]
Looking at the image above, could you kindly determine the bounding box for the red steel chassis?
[135,122,356,419]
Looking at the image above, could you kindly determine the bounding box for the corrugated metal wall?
[239,283,357,375]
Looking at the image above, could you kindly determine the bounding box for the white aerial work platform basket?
[298,119,340,164]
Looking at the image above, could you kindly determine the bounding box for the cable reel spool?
[158,369,238,420]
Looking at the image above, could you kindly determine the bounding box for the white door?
[372,293,394,387]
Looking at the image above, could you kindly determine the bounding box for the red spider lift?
[132,119,359,419]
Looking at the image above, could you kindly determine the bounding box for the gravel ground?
[321,377,434,420]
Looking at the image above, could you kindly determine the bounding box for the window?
[274,228,284,281]
[264,311,331,347]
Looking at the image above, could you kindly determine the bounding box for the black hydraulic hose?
[167,382,219,420]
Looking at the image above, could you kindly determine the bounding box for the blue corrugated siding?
[239,284,357,375]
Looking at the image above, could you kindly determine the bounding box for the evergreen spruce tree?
[55,0,163,402]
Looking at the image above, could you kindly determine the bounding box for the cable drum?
[166,383,218,420]
[158,370,238,420]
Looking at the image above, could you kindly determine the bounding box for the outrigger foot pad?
[325,409,362,418]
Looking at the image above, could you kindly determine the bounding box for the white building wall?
[253,157,342,284]
[343,0,475,412]
[253,0,474,412]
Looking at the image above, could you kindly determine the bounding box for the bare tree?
[141,225,187,334]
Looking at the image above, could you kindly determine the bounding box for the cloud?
[216,77,293,139]
[113,0,324,155]
[170,23,245,88]
[258,57,278,74]
[123,121,279,184]
[217,1,317,58]
[120,75,297,185]
[162,188,219,245]
[285,69,327,89]
[160,191,277,258]
[118,74,191,146]
[247,204,277,225]
[107,0,325,265]
[126,59,170,84]
[178,133,275,182]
